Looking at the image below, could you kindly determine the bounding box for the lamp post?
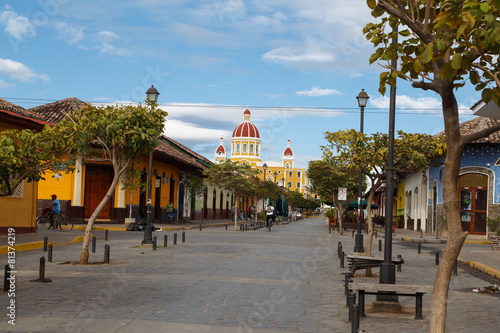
[262,163,268,209]
[281,177,285,217]
[354,89,369,253]
[142,85,160,246]
[273,171,277,184]
[380,27,398,290]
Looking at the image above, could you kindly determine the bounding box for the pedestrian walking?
[50,194,60,229]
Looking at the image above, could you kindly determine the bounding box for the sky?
[0,0,482,168]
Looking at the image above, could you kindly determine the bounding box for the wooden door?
[84,165,114,219]
[459,187,487,234]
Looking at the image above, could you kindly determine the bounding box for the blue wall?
[428,144,499,205]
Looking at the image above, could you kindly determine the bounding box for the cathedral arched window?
[236,144,240,153]
[250,144,254,154]
[256,144,259,155]
[285,163,290,168]
[243,144,247,153]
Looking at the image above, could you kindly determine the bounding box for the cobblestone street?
[1,218,499,332]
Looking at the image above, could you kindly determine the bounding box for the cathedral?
[214,109,310,198]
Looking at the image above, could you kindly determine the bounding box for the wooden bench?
[343,222,368,232]
[348,282,428,319]
[347,255,404,274]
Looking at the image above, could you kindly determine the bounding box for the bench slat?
[349,282,428,293]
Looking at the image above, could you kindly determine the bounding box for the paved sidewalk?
[0,217,499,332]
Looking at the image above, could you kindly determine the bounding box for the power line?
[2,96,469,116]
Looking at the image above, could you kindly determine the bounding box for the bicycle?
[36,210,73,230]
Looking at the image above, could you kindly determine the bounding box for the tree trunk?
[233,191,239,230]
[79,170,121,264]
[364,188,375,256]
[429,86,468,333]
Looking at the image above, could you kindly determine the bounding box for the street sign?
[338,187,347,201]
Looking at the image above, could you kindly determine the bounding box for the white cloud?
[0,58,49,83]
[371,95,472,115]
[0,78,13,88]
[55,22,85,45]
[0,8,36,40]
[163,119,231,142]
[295,86,343,97]
[350,71,363,78]
[98,30,119,42]
[262,45,335,64]
[200,0,246,21]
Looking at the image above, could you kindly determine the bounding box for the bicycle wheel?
[36,216,51,229]
[58,216,74,231]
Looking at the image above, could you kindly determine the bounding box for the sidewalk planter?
[490,236,500,250]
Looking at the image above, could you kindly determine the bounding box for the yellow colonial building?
[214,109,310,197]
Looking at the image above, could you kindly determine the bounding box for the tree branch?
[458,121,500,150]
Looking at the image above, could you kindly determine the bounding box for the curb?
[0,235,89,255]
[458,258,500,281]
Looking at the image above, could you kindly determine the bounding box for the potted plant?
[325,208,336,225]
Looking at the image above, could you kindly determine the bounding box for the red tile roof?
[437,116,500,143]
[0,97,46,121]
[29,97,87,124]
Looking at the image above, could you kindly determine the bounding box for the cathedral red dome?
[216,145,226,154]
[283,147,293,156]
[232,109,260,138]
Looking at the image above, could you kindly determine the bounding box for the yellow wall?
[0,180,37,231]
[397,179,405,215]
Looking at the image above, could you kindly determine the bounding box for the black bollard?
[435,250,440,265]
[418,242,421,254]
[3,264,10,292]
[340,251,345,268]
[174,233,177,245]
[153,236,157,251]
[39,256,46,280]
[43,236,48,252]
[182,232,185,243]
[420,229,423,238]
[397,254,402,272]
[338,244,343,259]
[104,244,110,263]
[453,260,458,276]
[351,304,360,333]
[225,224,228,231]
[105,229,109,241]
[92,236,96,253]
[345,272,352,296]
[200,223,202,231]
[164,234,168,247]
[378,239,382,252]
[48,244,53,262]
[348,292,356,320]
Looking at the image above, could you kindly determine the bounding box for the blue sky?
[0,0,481,168]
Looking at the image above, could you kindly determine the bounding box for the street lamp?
[142,85,160,246]
[262,163,268,209]
[273,171,278,184]
[354,89,369,253]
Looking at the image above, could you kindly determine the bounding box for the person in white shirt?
[265,203,275,227]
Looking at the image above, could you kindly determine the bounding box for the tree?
[363,1,500,331]
[307,159,360,234]
[59,101,167,264]
[0,126,72,197]
[178,172,206,222]
[323,130,445,256]
[203,160,259,230]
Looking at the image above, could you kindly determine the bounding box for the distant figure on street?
[50,194,60,229]
[231,205,236,222]
[266,203,275,227]
[166,202,174,223]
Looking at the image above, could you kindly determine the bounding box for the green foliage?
[322,129,446,182]
[203,160,260,197]
[0,125,73,196]
[487,216,500,235]
[363,0,500,105]
[284,190,305,208]
[325,208,336,217]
